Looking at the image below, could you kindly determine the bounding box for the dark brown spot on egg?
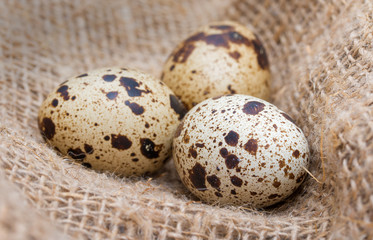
[250,191,257,196]
[224,130,239,146]
[140,138,161,159]
[227,85,236,94]
[284,166,289,176]
[68,147,86,160]
[172,30,252,64]
[189,147,197,159]
[252,35,269,69]
[169,65,175,71]
[231,189,237,195]
[215,192,223,197]
[39,117,55,140]
[189,31,250,49]
[82,162,92,168]
[244,139,258,155]
[212,95,223,100]
[273,179,281,188]
[219,148,228,158]
[210,25,234,30]
[175,43,196,63]
[229,31,251,46]
[207,175,221,189]
[104,135,110,141]
[111,134,132,150]
[51,99,58,107]
[183,132,190,144]
[293,150,300,158]
[119,77,150,97]
[204,34,230,48]
[243,101,265,115]
[279,159,285,168]
[258,178,264,182]
[289,173,295,180]
[124,100,144,115]
[71,96,76,100]
[229,51,241,60]
[268,194,281,199]
[230,176,243,187]
[84,144,94,154]
[77,73,88,78]
[170,95,187,120]
[188,163,207,191]
[57,85,70,100]
[281,113,297,125]
[106,91,118,100]
[132,158,139,162]
[145,122,150,128]
[172,32,202,63]
[102,74,116,82]
[195,143,205,148]
[225,154,240,169]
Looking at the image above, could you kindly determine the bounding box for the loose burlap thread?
[0,0,372,239]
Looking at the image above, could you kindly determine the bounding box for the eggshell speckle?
[38,67,186,176]
[162,21,271,109]
[173,95,310,207]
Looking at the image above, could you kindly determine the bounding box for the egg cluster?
[38,21,309,208]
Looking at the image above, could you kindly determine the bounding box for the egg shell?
[172,95,310,207]
[161,21,271,110]
[38,67,187,176]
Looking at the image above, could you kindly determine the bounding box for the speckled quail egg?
[38,67,187,176]
[161,21,271,110]
[173,94,309,207]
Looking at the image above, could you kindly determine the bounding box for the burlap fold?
[0,0,372,239]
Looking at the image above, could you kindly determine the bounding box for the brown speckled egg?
[161,21,271,110]
[173,95,309,208]
[38,67,187,176]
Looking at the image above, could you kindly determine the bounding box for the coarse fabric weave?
[0,0,372,239]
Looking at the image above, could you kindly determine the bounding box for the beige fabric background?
[0,0,372,239]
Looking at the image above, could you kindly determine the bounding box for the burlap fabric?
[0,0,372,239]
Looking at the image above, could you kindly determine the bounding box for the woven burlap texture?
[0,0,372,239]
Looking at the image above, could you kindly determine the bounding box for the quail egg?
[162,21,271,109]
[38,67,187,176]
[173,95,309,207]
